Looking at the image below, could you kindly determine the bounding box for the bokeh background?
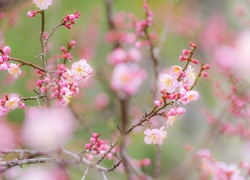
[1,0,250,179]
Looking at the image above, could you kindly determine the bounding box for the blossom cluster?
[62,11,81,30]
[36,59,92,106]
[0,46,21,78]
[106,12,146,97]
[84,133,117,161]
[196,149,245,180]
[144,42,210,145]
[0,95,25,116]
[135,0,153,37]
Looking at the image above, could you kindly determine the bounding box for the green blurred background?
[0,0,248,179]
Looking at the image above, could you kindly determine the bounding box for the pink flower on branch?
[159,73,179,93]
[33,0,52,10]
[70,59,93,81]
[144,127,167,145]
[5,97,20,110]
[8,63,21,78]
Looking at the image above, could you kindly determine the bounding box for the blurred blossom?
[15,166,68,180]
[234,30,250,81]
[21,107,75,149]
[0,121,15,150]
[200,15,232,53]
[107,48,127,65]
[196,149,244,180]
[111,63,146,96]
[94,93,109,110]
[213,29,250,82]
[214,46,237,71]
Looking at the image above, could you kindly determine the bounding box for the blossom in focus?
[111,63,146,96]
[144,127,167,145]
[8,63,21,78]
[33,0,52,10]
[21,107,75,149]
[5,97,20,109]
[159,73,179,93]
[171,65,182,77]
[70,59,92,81]
[183,65,197,88]
[179,89,199,105]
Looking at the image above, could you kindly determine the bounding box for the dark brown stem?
[119,98,133,179]
[107,160,122,172]
[105,0,120,48]
[39,10,46,70]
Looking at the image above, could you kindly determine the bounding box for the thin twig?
[81,167,91,180]
[99,170,108,180]
[9,57,45,72]
[0,157,57,167]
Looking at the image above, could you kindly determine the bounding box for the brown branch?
[9,57,45,72]
[43,21,64,46]
[107,160,122,172]
[39,10,46,70]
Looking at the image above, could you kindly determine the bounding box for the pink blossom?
[0,122,16,150]
[107,48,127,65]
[111,63,146,96]
[196,149,245,180]
[21,107,75,149]
[167,116,177,127]
[127,48,142,62]
[8,63,21,78]
[180,90,199,105]
[70,59,92,81]
[2,46,11,54]
[27,11,38,18]
[14,166,68,180]
[159,73,179,93]
[0,62,8,70]
[33,0,52,10]
[182,65,196,88]
[144,127,167,145]
[176,107,186,115]
[171,65,182,77]
[5,97,20,109]
[154,100,162,107]
[94,93,109,110]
